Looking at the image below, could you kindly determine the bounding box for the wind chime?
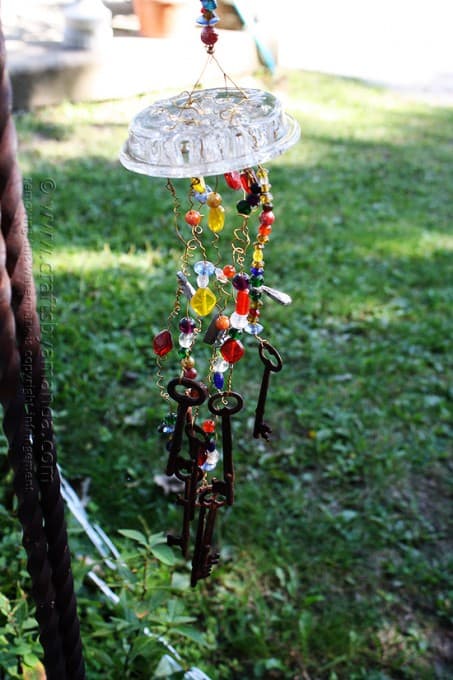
[120,1,300,586]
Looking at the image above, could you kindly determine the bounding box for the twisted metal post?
[0,183,67,679]
[0,19,85,679]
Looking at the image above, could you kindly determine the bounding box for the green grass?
[1,71,452,678]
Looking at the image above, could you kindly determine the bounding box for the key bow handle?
[167,377,208,406]
[258,340,283,373]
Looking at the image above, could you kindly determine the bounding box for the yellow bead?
[191,177,206,193]
[206,191,222,208]
[207,205,225,233]
[253,247,264,262]
[191,287,217,316]
[257,235,269,244]
[181,356,195,369]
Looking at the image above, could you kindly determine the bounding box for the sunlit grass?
[2,70,452,679]
[45,245,164,274]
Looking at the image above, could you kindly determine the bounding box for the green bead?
[236,199,252,216]
[228,328,242,338]
[178,348,190,358]
[250,275,264,287]
[250,290,263,301]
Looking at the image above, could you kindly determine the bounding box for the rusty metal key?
[190,494,222,587]
[166,377,208,476]
[167,425,207,555]
[167,461,199,557]
[253,340,283,440]
[208,391,243,505]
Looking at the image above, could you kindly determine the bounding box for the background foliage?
[0,71,451,678]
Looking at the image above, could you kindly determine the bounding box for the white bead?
[230,312,249,329]
[206,449,220,465]
[202,448,220,471]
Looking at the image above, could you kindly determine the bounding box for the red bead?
[153,330,173,357]
[197,447,208,467]
[201,26,218,46]
[223,264,236,278]
[184,367,198,379]
[248,309,260,321]
[185,209,202,226]
[221,337,245,364]
[260,211,275,225]
[240,172,251,193]
[224,171,242,191]
[258,224,272,237]
[235,290,250,315]
[202,419,216,433]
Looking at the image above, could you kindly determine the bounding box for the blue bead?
[194,260,215,276]
[250,267,264,276]
[196,15,219,25]
[201,0,217,9]
[192,189,208,203]
[245,322,264,336]
[213,372,224,389]
[207,439,216,452]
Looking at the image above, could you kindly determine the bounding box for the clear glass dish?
[120,87,300,178]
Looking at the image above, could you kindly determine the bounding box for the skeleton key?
[190,495,221,587]
[166,377,208,476]
[167,470,194,557]
[167,425,207,555]
[208,391,243,505]
[253,340,283,440]
[185,424,209,520]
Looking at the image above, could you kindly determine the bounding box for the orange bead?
[223,264,236,278]
[258,224,272,237]
[206,192,222,208]
[185,209,202,226]
[215,314,230,330]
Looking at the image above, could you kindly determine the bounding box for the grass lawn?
[1,71,452,679]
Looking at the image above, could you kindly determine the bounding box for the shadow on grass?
[3,80,451,678]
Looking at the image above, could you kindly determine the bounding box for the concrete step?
[8,29,260,110]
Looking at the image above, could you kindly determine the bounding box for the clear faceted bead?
[178,332,194,348]
[212,356,229,373]
[197,273,210,288]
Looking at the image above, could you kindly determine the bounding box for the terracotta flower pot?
[132,0,191,38]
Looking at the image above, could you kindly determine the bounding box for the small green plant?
[71,527,212,678]
[0,591,44,679]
